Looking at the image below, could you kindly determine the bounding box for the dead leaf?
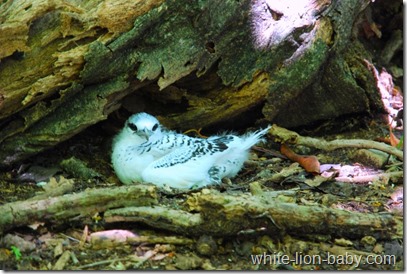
[389,125,400,147]
[280,144,320,174]
[151,253,168,261]
[389,131,400,147]
[0,248,11,261]
[175,253,203,270]
[79,225,88,248]
[31,176,75,200]
[90,229,138,249]
[304,175,332,187]
[52,250,71,270]
[53,241,64,258]
[334,238,354,247]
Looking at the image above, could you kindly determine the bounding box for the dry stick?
[269,125,404,161]
[76,258,125,270]
[335,171,403,183]
[127,236,194,245]
[90,233,194,249]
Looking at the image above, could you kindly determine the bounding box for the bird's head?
[125,112,162,140]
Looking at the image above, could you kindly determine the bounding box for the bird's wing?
[137,133,236,158]
[135,133,182,157]
[149,136,233,168]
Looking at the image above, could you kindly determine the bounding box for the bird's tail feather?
[241,125,271,149]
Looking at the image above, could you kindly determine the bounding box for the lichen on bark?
[0,0,387,166]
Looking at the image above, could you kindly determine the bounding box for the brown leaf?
[280,144,320,174]
[389,126,400,147]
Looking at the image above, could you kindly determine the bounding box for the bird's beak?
[140,128,152,140]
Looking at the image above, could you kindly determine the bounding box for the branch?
[0,185,398,240]
[104,189,397,240]
[269,125,403,160]
[0,185,158,234]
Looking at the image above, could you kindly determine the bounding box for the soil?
[0,0,403,270]
[0,112,403,270]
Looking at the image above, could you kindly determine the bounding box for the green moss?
[0,77,128,166]
[60,156,101,180]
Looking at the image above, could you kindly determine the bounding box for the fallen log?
[0,185,398,240]
[0,184,158,234]
[0,0,387,167]
[104,189,397,240]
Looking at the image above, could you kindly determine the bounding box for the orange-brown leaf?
[388,124,400,147]
[280,144,320,174]
[280,143,299,161]
[389,130,400,147]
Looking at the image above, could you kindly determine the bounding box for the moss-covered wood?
[0,186,398,240]
[0,184,158,234]
[0,0,393,167]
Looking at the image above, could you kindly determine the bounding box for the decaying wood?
[53,250,71,271]
[104,189,398,240]
[335,171,403,183]
[104,206,202,234]
[0,0,390,167]
[0,184,158,234]
[90,231,194,249]
[269,124,404,160]
[1,182,397,240]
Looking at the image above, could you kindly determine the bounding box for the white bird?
[111,112,270,189]
[111,112,165,184]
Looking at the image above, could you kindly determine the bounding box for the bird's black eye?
[152,123,158,131]
[128,122,138,131]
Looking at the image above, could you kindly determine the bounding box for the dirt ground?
[0,111,403,270]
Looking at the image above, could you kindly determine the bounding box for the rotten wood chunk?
[0,0,388,167]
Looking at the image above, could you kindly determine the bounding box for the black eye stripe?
[128,122,138,131]
[152,123,158,131]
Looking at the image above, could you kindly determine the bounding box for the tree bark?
[0,186,399,240]
[0,0,394,166]
[0,184,158,233]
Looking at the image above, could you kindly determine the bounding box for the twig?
[127,236,194,245]
[335,171,403,183]
[76,258,124,269]
[269,125,403,160]
[59,233,81,243]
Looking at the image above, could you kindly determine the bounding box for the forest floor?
[0,0,403,270]
[0,110,403,270]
